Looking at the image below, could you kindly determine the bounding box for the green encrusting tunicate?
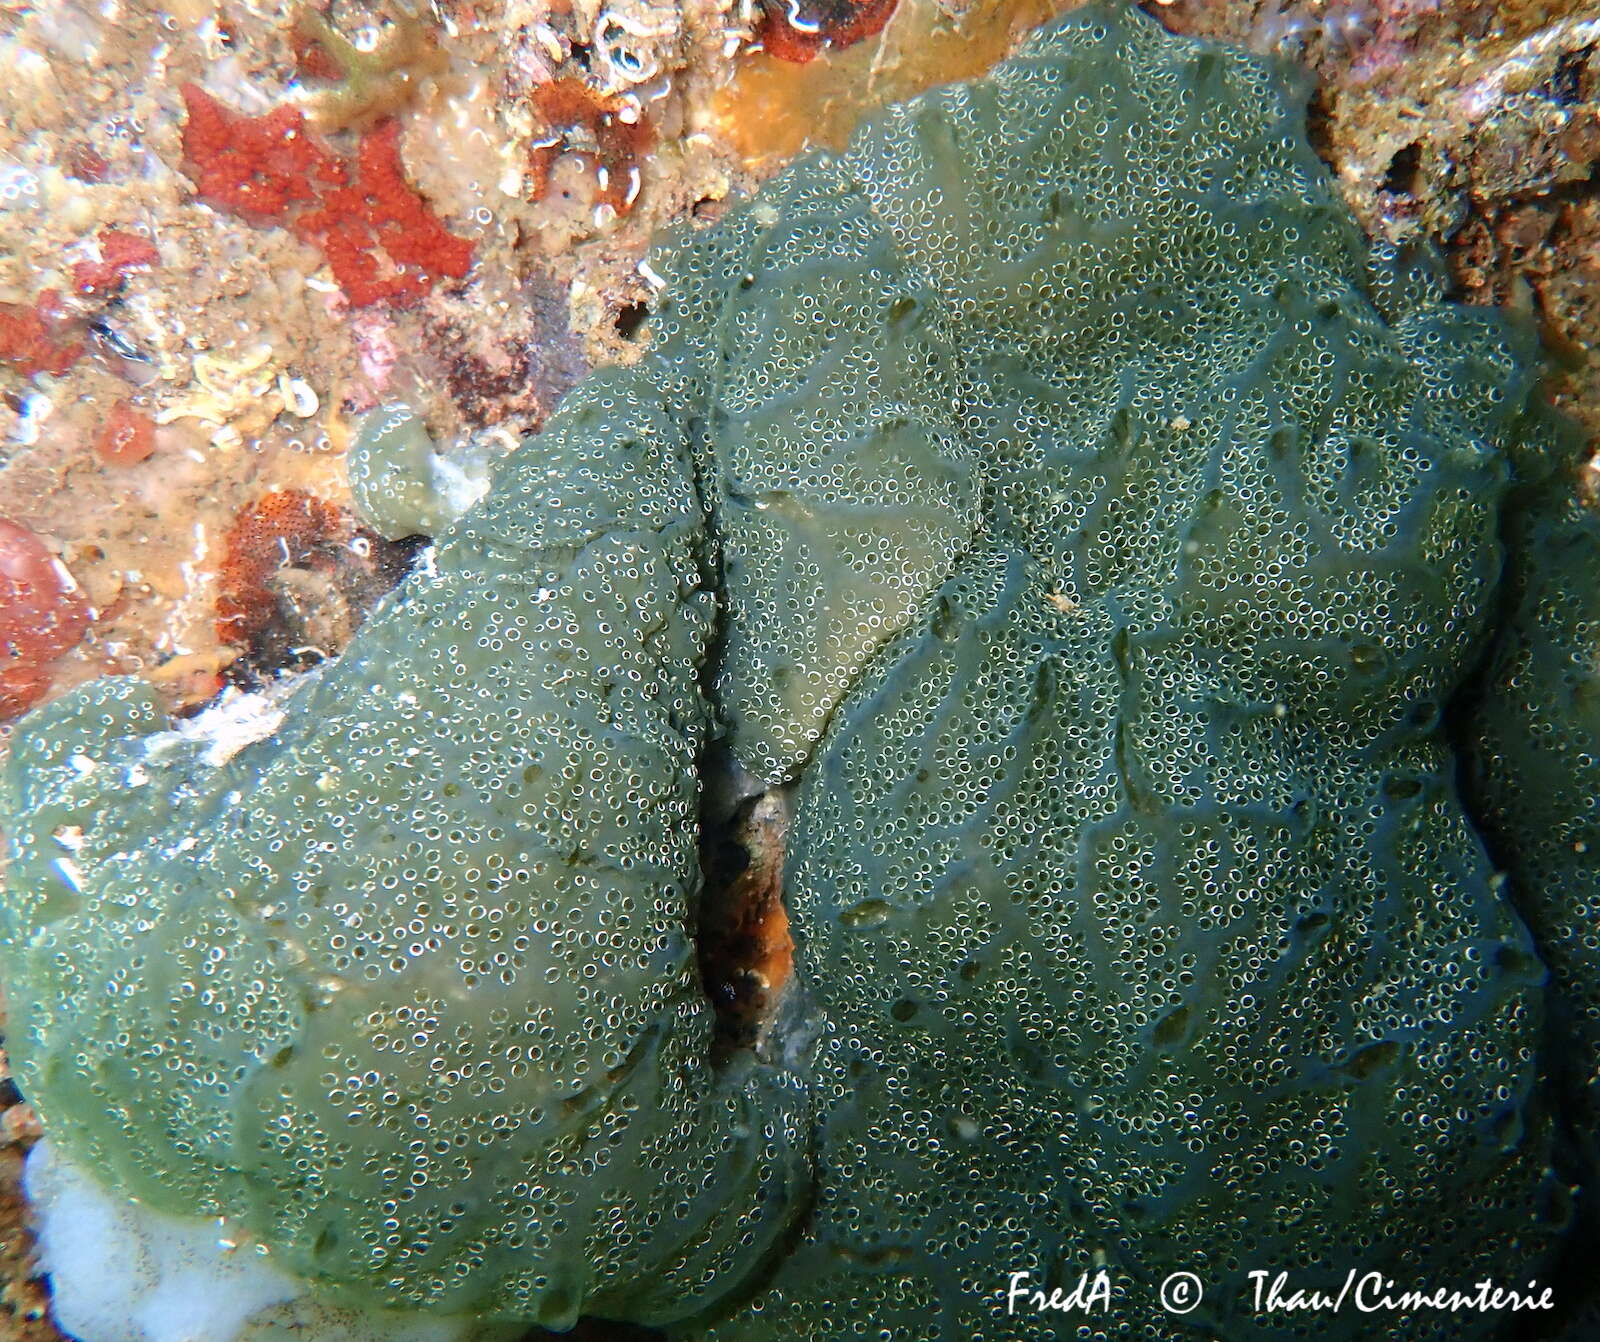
[1,4,1593,1338]
[2,371,813,1330]
[346,403,496,540]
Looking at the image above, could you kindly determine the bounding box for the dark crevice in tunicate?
[674,392,822,1314]
[679,392,810,1060]
[694,743,797,1060]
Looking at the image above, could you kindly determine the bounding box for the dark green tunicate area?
[1462,476,1600,1222]
[688,8,1571,1337]
[0,4,1591,1338]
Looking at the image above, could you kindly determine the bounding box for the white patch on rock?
[23,1139,519,1342]
[141,674,318,771]
[428,450,493,522]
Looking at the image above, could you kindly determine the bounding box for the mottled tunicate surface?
[1,5,1590,1340]
[2,375,813,1331]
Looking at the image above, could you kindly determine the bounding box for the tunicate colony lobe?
[1,4,1594,1338]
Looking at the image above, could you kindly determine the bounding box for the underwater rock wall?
[3,3,1599,1341]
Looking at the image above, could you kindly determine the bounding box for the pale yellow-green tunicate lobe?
[346,404,498,540]
[345,403,449,539]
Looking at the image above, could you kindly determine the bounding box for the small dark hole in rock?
[1382,142,1423,196]
[1548,47,1589,106]
[615,300,649,340]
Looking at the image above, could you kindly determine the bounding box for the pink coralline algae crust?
[69,230,160,300]
[94,402,157,467]
[0,292,84,380]
[0,521,90,722]
[178,84,474,308]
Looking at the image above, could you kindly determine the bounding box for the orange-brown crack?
[698,787,795,1052]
